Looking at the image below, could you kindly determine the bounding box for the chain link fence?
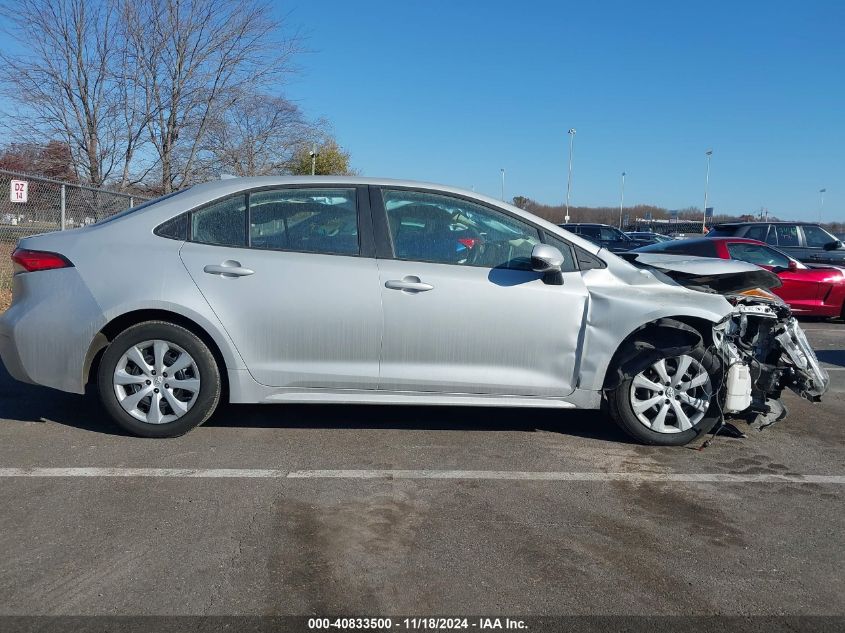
[624,219,711,235]
[0,169,149,295]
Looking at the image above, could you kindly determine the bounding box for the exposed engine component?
[724,363,752,413]
[712,299,829,428]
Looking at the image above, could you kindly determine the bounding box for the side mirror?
[823,240,843,251]
[788,259,798,271]
[531,244,564,273]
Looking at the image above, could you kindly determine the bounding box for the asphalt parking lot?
[0,320,842,622]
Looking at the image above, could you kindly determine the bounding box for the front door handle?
[385,276,434,293]
[203,261,255,278]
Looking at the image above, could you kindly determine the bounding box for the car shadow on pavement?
[206,402,634,444]
[0,364,633,443]
[0,364,125,433]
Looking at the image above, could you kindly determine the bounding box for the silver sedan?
[0,177,828,445]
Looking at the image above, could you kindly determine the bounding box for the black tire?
[97,321,221,437]
[607,345,722,446]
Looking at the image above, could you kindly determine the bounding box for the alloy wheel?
[629,355,712,433]
[112,339,201,424]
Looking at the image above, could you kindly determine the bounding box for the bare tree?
[205,93,310,177]
[123,0,301,192]
[0,0,147,187]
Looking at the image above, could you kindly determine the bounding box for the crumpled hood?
[621,253,782,293]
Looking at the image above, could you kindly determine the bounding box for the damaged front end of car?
[625,253,830,430]
[713,299,829,429]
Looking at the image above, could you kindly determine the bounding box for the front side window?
[382,189,540,269]
[775,224,799,247]
[599,227,625,241]
[802,225,836,248]
[249,188,358,255]
[191,195,247,247]
[727,243,790,268]
[541,233,580,272]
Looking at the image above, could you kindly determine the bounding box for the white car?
[0,177,828,444]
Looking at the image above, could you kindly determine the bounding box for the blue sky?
[281,0,844,219]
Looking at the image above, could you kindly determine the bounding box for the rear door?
[179,185,382,389]
[371,186,589,397]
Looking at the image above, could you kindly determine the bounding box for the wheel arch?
[83,308,234,400]
[601,315,717,391]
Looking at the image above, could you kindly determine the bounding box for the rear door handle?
[203,261,255,277]
[385,276,434,292]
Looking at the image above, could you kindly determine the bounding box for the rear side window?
[191,195,247,247]
[249,188,358,255]
[774,224,799,247]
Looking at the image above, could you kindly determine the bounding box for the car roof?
[713,221,820,227]
[558,223,612,227]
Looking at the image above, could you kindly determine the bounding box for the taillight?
[11,248,73,273]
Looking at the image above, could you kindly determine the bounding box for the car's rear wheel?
[607,346,722,446]
[98,321,221,437]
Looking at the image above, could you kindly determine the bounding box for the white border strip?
[0,468,843,484]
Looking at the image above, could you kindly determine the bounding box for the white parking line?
[0,467,843,484]
[803,328,845,333]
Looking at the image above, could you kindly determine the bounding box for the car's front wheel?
[97,321,221,437]
[607,346,722,446]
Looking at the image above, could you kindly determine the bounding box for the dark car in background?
[634,237,845,318]
[625,231,673,246]
[707,222,845,266]
[558,223,637,252]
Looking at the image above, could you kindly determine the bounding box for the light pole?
[565,128,576,222]
[619,171,626,229]
[819,188,826,223]
[702,149,713,233]
[309,143,317,176]
[500,168,506,202]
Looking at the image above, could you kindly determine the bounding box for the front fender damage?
[713,300,829,429]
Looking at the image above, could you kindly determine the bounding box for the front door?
[373,187,589,397]
[179,186,382,389]
[800,224,845,265]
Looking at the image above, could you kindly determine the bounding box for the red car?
[635,237,845,318]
